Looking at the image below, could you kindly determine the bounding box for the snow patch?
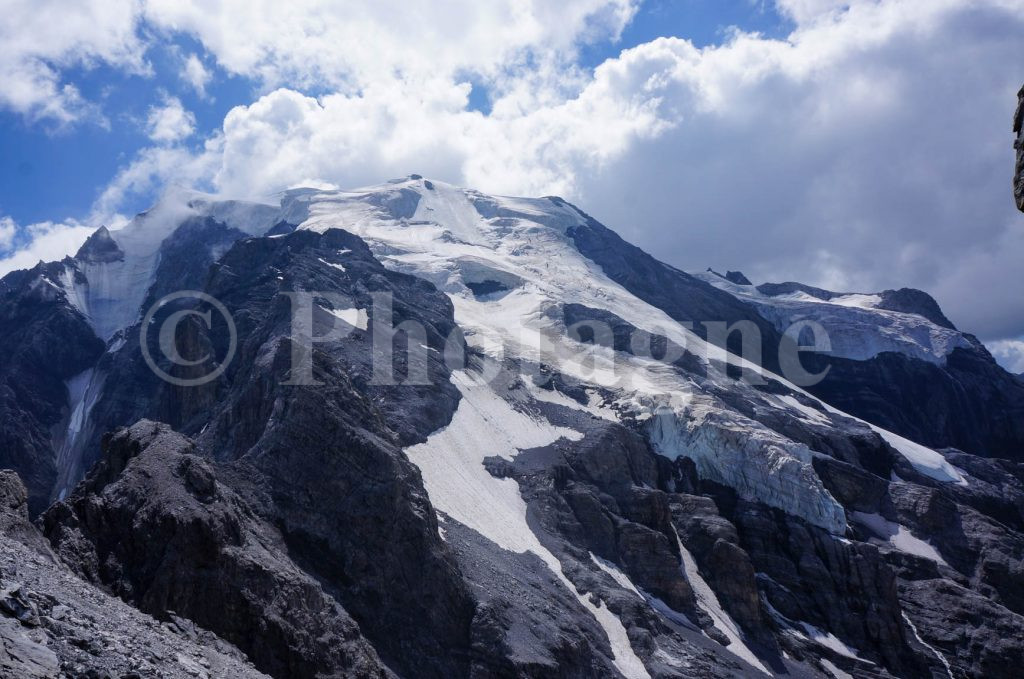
[821,658,854,679]
[590,553,643,598]
[830,293,881,309]
[524,380,618,422]
[851,512,948,565]
[405,370,646,678]
[870,426,967,485]
[796,622,863,660]
[318,257,346,272]
[673,528,771,675]
[322,305,368,331]
[775,394,831,425]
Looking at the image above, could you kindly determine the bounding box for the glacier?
[41,176,972,538]
[694,271,973,365]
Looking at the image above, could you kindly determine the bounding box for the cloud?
[0,218,95,276]
[140,0,638,94]
[6,0,1024,351]
[988,338,1024,373]
[563,0,1024,343]
[145,94,196,143]
[181,53,211,98]
[0,217,16,251]
[0,0,146,124]
[91,139,221,222]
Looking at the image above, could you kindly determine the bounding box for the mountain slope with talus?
[0,176,1022,678]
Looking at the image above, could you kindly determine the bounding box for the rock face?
[0,263,105,515]
[565,206,787,374]
[0,470,269,679]
[1015,84,1024,212]
[808,346,1024,459]
[1,177,1023,678]
[43,421,393,679]
[700,271,1024,460]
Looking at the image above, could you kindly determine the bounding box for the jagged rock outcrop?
[1014,84,1024,212]
[0,469,269,679]
[43,420,393,678]
[74,225,124,264]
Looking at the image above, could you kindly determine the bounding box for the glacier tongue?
[649,398,847,534]
[53,368,105,501]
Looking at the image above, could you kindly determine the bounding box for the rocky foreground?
[1,469,268,678]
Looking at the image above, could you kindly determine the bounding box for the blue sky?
[1,0,1023,370]
[0,37,249,224]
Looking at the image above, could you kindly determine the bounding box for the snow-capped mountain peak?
[5,177,1024,678]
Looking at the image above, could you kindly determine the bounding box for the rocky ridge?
[0,469,269,679]
[1015,84,1024,212]
[0,171,1022,678]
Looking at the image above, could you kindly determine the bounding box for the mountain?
[1,177,1023,678]
[695,272,1024,460]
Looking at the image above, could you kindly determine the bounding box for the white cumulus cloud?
[988,339,1024,374]
[4,0,1024,353]
[0,0,146,125]
[0,216,17,251]
[145,95,196,143]
[140,0,638,94]
[0,218,95,276]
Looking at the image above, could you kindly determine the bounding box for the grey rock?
[900,578,1024,678]
[0,470,268,679]
[1014,84,1024,212]
[1,584,40,627]
[724,271,752,286]
[74,226,124,264]
[0,616,59,678]
[804,345,1024,460]
[42,420,393,679]
[876,288,957,330]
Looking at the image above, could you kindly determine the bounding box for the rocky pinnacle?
[1015,85,1024,211]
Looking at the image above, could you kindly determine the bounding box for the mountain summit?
[1,177,1022,678]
